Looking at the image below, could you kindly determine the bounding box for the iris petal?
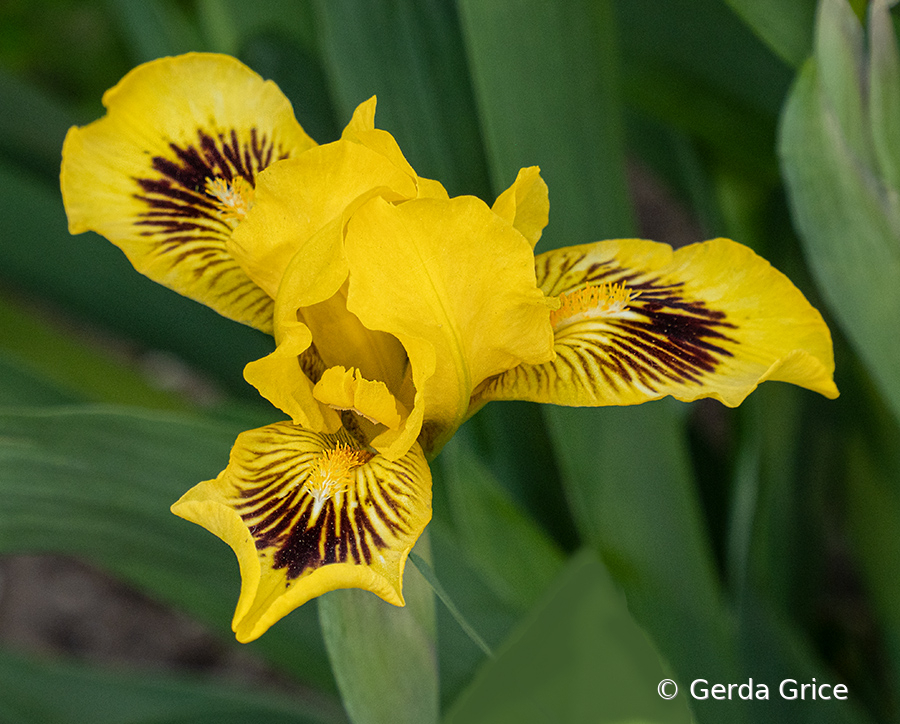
[313,365,407,430]
[475,238,838,408]
[171,421,432,643]
[344,195,555,458]
[60,53,316,333]
[491,166,550,248]
[228,138,417,298]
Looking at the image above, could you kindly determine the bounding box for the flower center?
[205,176,255,228]
[303,443,370,516]
[550,281,640,330]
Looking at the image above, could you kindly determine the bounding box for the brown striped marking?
[231,425,425,581]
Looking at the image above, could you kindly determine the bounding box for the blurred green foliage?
[0,1,898,723]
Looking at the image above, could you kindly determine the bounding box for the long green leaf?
[444,549,694,724]
[779,0,900,424]
[736,593,873,724]
[723,0,817,68]
[0,645,345,724]
[0,406,333,689]
[814,0,873,168]
[0,67,79,178]
[409,552,494,660]
[457,0,633,248]
[318,537,438,724]
[868,0,900,196]
[734,386,805,612]
[0,355,79,407]
[846,390,900,705]
[105,0,203,64]
[618,0,792,120]
[729,384,877,724]
[547,402,745,724]
[438,429,564,614]
[427,519,522,707]
[617,0,791,186]
[313,0,490,198]
[0,292,189,411]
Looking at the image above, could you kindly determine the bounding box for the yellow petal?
[313,365,407,430]
[476,238,838,408]
[171,421,432,643]
[228,138,417,298]
[338,96,448,200]
[340,97,418,179]
[243,223,411,435]
[60,53,316,333]
[242,316,342,433]
[344,195,555,458]
[415,176,451,200]
[491,166,550,248]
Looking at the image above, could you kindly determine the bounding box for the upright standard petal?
[241,212,412,441]
[235,119,442,448]
[61,53,315,332]
[228,136,417,298]
[171,421,432,643]
[475,238,838,408]
[344,195,556,458]
[491,166,550,248]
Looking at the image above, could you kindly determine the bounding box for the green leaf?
[197,0,240,55]
[213,0,317,51]
[0,292,189,411]
[313,0,491,198]
[427,520,522,707]
[0,354,79,407]
[723,0,817,68]
[457,0,633,246]
[846,400,900,701]
[618,0,792,121]
[726,386,877,723]
[444,549,694,724]
[732,386,806,612]
[735,594,874,724]
[105,0,204,64]
[814,0,874,169]
[458,2,745,719]
[622,64,780,184]
[546,402,745,724]
[0,67,79,178]
[240,32,340,145]
[409,552,494,660]
[617,0,791,186]
[464,401,575,551]
[779,11,900,423]
[438,428,565,613]
[0,406,333,689]
[0,644,346,724]
[868,0,900,193]
[318,536,438,724]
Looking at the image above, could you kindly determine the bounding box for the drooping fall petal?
[171,421,432,643]
[475,238,838,408]
[61,53,315,333]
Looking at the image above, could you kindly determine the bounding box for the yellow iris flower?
[60,53,838,643]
